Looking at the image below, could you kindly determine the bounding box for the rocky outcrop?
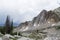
[13,7,60,33]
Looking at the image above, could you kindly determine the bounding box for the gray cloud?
[0,0,60,24]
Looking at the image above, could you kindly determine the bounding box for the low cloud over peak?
[0,0,60,24]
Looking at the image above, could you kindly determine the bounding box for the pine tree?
[10,20,13,34]
[11,20,13,30]
[5,16,11,34]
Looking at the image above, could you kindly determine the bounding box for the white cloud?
[0,0,60,23]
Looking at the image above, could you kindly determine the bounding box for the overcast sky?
[0,0,60,24]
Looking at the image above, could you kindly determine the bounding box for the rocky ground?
[0,27,60,40]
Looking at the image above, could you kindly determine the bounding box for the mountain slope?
[54,7,60,17]
[13,7,60,33]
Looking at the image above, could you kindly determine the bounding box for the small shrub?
[55,26,60,30]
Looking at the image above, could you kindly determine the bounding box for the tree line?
[0,15,13,35]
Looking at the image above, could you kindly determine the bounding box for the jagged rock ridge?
[13,7,60,33]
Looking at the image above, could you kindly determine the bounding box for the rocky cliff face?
[32,10,60,26]
[54,7,60,18]
[13,7,60,33]
[32,10,48,24]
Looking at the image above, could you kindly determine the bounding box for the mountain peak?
[41,10,47,12]
[38,10,47,16]
[13,8,60,32]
